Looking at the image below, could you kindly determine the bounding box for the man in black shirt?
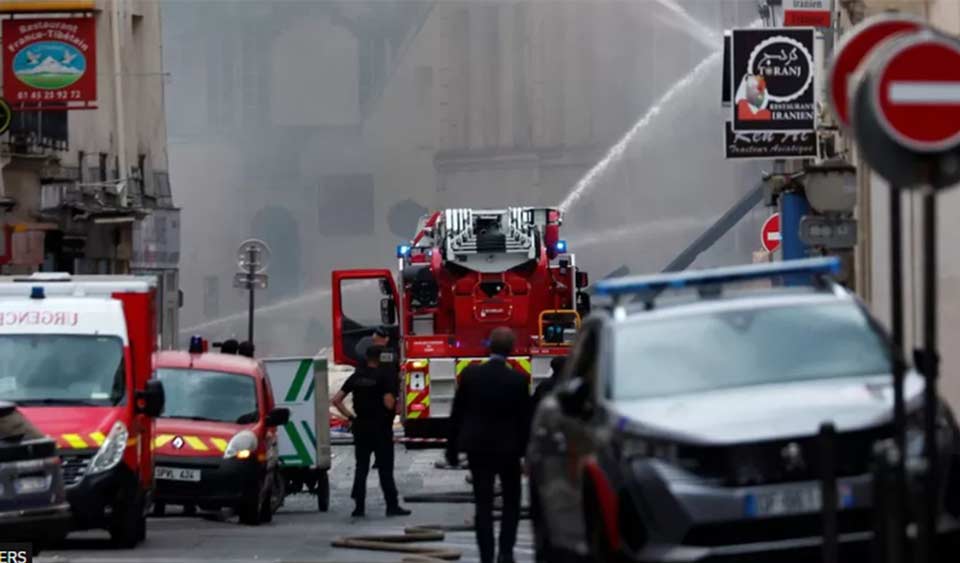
[332,345,411,518]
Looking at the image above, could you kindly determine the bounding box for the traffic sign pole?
[235,239,271,353]
[888,186,907,563]
[247,246,256,346]
[919,191,940,563]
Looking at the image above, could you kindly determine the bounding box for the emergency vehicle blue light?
[30,286,44,299]
[397,244,411,258]
[555,240,567,253]
[593,257,841,297]
[188,335,204,354]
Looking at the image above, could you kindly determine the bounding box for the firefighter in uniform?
[332,344,411,518]
[447,327,532,563]
[355,327,401,469]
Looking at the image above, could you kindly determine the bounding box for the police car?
[527,258,960,562]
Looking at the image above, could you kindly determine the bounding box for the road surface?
[38,446,535,563]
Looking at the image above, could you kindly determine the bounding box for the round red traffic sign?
[761,213,781,253]
[828,14,923,128]
[873,33,960,152]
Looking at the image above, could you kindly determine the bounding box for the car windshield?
[612,302,892,400]
[0,335,125,406]
[156,368,258,424]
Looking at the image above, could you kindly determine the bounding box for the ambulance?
[0,273,165,547]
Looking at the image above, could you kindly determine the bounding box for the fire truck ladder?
[443,208,537,260]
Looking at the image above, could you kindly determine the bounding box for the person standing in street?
[446,327,532,563]
[332,344,411,518]
[354,326,401,468]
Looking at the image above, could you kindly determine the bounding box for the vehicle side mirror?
[379,278,392,296]
[137,380,165,418]
[576,272,589,289]
[381,297,397,326]
[266,407,290,427]
[557,377,591,418]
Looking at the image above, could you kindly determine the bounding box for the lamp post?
[234,239,270,347]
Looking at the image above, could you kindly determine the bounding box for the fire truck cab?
[0,273,164,547]
[332,207,589,441]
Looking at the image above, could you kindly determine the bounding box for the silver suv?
[527,258,960,562]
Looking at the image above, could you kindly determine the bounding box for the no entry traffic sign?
[828,13,924,129]
[872,33,960,153]
[761,213,781,253]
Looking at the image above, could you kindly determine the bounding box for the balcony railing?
[8,110,69,153]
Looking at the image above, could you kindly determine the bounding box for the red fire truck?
[332,207,589,441]
[0,273,164,547]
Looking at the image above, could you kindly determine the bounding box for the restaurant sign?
[2,16,97,109]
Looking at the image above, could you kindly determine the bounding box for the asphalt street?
[37,446,535,563]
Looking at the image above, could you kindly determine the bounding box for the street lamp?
[234,239,270,347]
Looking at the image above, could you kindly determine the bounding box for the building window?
[8,110,68,153]
[99,153,108,182]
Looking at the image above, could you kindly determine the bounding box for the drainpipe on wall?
[0,155,12,268]
[112,0,128,207]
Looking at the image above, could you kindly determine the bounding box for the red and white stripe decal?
[411,211,442,246]
[584,460,620,552]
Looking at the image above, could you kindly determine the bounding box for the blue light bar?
[555,240,568,253]
[29,286,44,299]
[396,244,411,258]
[593,257,840,297]
[188,335,204,354]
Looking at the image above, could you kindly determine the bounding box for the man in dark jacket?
[446,327,532,563]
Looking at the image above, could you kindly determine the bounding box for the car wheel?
[260,477,275,524]
[152,501,166,517]
[317,470,330,512]
[110,485,144,548]
[183,503,197,516]
[137,512,147,543]
[238,484,263,526]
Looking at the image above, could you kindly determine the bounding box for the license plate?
[154,467,201,482]
[14,475,51,494]
[746,486,822,517]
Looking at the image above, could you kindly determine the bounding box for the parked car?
[527,258,960,562]
[151,344,289,525]
[0,401,70,549]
